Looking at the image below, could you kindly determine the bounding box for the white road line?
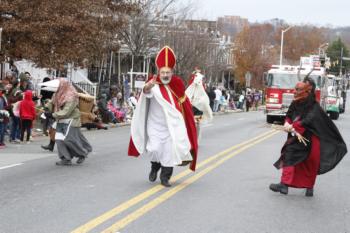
[0,163,24,170]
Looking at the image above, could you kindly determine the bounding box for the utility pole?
[340,47,344,76]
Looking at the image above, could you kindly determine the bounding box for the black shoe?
[41,140,55,152]
[305,188,314,197]
[41,144,53,151]
[55,159,72,166]
[149,162,161,182]
[161,179,171,187]
[160,166,173,187]
[149,170,157,182]
[76,157,85,164]
[269,183,288,195]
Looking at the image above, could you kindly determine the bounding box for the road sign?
[134,74,147,88]
[127,71,148,89]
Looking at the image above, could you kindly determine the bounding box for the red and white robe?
[128,76,198,171]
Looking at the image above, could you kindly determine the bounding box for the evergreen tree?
[327,37,349,75]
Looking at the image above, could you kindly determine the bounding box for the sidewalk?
[213,109,243,115]
[213,105,265,115]
[3,106,265,146]
[0,107,264,168]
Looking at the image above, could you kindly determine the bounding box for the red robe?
[281,118,321,188]
[188,74,195,86]
[128,75,198,171]
[188,73,205,89]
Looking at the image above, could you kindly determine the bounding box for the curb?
[213,109,243,115]
[107,122,131,128]
[32,107,257,138]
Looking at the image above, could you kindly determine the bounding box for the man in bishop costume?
[128,46,198,187]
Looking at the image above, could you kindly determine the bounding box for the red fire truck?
[264,61,327,123]
[265,65,299,123]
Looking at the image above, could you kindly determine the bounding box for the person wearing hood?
[270,79,347,197]
[45,78,92,165]
[40,77,54,136]
[19,90,36,143]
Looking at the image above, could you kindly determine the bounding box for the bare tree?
[118,0,182,71]
[158,5,234,84]
[120,0,233,85]
[160,10,214,80]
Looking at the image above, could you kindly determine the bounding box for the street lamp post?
[318,42,329,56]
[279,26,293,67]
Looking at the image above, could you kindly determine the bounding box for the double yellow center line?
[72,129,279,233]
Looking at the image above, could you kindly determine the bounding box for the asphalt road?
[0,98,349,233]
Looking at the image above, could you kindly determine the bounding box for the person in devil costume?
[270,78,347,197]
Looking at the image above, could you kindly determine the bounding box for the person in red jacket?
[19,90,36,143]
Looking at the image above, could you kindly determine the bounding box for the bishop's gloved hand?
[143,76,157,94]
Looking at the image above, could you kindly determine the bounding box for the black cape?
[274,101,347,175]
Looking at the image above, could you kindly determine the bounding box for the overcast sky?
[180,0,350,27]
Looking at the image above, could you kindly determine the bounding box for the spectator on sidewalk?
[19,90,36,143]
[97,94,117,124]
[19,73,32,92]
[245,91,253,112]
[207,87,216,111]
[81,109,108,130]
[0,85,9,148]
[213,87,222,112]
[40,77,54,136]
[5,79,22,143]
[253,90,261,111]
[108,92,127,122]
[220,90,228,112]
[41,95,56,152]
[24,72,34,91]
[227,91,237,110]
[238,93,245,110]
[9,61,19,78]
[9,91,22,143]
